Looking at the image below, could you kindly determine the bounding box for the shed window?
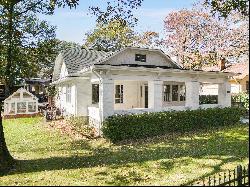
[7,102,15,114]
[28,102,36,112]
[115,85,123,104]
[92,84,99,104]
[135,54,146,62]
[17,102,26,113]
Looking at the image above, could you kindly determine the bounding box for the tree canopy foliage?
[84,19,160,52]
[163,8,249,69]
[204,0,249,18]
[0,1,57,94]
[84,19,136,52]
[89,0,144,26]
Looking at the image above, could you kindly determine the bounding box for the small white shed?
[4,88,38,116]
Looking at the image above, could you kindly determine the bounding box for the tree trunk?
[0,103,14,175]
[4,2,15,97]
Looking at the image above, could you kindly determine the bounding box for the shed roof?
[4,88,38,102]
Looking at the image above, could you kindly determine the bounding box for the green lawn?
[0,117,249,186]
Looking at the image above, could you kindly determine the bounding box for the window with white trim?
[66,85,71,103]
[115,85,123,104]
[163,85,171,102]
[92,84,99,104]
[163,84,185,102]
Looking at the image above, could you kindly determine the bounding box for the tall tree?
[0,1,56,95]
[84,19,160,52]
[0,0,143,174]
[0,0,57,175]
[84,19,137,51]
[89,0,143,27]
[27,39,81,78]
[163,9,249,69]
[204,0,249,18]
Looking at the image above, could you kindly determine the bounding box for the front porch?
[87,78,231,132]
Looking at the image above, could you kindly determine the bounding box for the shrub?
[102,107,246,143]
[231,92,249,110]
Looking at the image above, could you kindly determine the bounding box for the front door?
[144,85,148,108]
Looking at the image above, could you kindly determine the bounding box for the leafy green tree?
[89,0,144,26]
[85,19,160,52]
[0,1,56,95]
[204,0,249,18]
[0,0,143,174]
[84,19,137,52]
[27,39,81,78]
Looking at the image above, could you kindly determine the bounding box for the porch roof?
[92,64,236,77]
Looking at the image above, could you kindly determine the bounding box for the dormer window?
[135,54,146,62]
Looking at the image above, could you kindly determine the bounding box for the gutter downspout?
[92,67,102,136]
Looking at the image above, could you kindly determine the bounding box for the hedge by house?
[102,107,246,143]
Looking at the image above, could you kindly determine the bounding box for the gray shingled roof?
[56,47,181,79]
[62,47,111,74]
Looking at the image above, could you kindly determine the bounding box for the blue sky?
[40,0,197,44]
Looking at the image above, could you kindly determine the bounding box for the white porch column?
[218,81,231,107]
[185,80,200,109]
[99,78,114,122]
[148,80,163,112]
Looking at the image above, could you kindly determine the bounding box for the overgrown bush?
[66,116,95,138]
[231,92,249,110]
[102,107,246,143]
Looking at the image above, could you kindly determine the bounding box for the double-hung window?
[115,85,123,104]
[92,84,99,104]
[66,85,71,103]
[179,85,186,101]
[163,85,171,102]
[163,84,186,102]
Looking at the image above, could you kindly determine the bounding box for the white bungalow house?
[52,47,234,132]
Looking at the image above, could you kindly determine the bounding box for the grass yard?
[0,117,249,186]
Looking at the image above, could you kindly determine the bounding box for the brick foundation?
[3,113,43,119]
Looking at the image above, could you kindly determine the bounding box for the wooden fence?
[192,164,249,186]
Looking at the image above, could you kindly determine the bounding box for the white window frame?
[66,85,71,103]
[115,85,124,104]
[163,83,186,102]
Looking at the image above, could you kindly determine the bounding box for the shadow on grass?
[3,124,249,185]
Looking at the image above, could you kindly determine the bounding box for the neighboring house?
[52,47,234,133]
[225,63,249,94]
[203,61,249,94]
[23,78,52,103]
